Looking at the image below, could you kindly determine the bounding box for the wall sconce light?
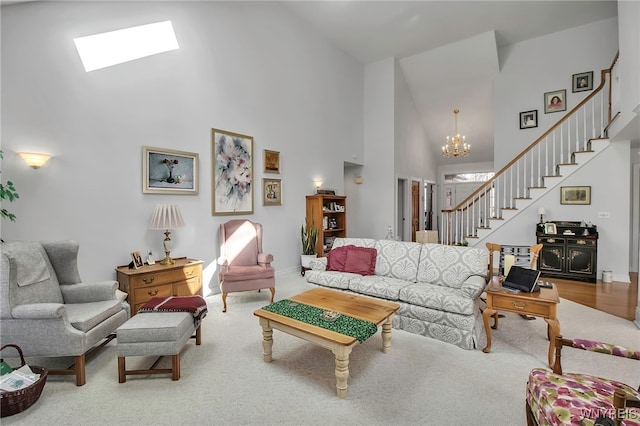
[313,180,323,189]
[354,176,363,184]
[18,152,52,169]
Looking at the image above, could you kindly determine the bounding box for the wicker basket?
[0,344,48,418]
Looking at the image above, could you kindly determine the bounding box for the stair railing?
[441,52,619,245]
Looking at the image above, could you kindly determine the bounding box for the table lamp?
[538,207,546,224]
[149,204,185,265]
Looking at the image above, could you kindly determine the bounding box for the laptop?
[502,265,541,293]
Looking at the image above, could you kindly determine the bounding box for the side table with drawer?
[116,257,204,315]
[482,283,560,367]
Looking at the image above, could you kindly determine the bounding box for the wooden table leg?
[544,318,560,367]
[381,315,394,354]
[482,308,497,353]
[333,345,353,399]
[259,317,273,363]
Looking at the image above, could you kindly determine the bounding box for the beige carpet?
[3,271,639,425]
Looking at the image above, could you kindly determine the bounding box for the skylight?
[73,21,179,72]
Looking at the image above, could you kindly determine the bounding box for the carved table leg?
[259,317,273,363]
[544,318,560,367]
[332,345,353,399]
[382,315,394,353]
[482,307,497,353]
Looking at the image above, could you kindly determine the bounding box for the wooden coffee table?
[482,283,560,367]
[253,287,399,398]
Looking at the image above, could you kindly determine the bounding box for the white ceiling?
[280,1,619,165]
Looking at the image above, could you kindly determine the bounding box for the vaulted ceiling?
[280,1,619,165]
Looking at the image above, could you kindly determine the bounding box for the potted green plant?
[0,150,20,223]
[300,218,319,268]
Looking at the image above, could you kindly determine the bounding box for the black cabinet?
[536,221,598,283]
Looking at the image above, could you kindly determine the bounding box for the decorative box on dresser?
[306,195,347,257]
[116,257,203,315]
[536,221,598,283]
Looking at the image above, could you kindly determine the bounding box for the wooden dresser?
[116,257,203,315]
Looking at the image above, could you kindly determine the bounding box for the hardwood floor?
[545,272,638,321]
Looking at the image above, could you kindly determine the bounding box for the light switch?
[597,212,610,219]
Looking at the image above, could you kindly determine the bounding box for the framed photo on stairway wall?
[572,71,593,93]
[544,89,566,114]
[519,110,538,129]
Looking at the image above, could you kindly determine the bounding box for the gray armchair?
[0,240,129,385]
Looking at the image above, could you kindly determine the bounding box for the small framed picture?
[544,89,567,114]
[572,71,593,93]
[560,186,591,205]
[519,110,538,129]
[262,178,282,206]
[143,146,199,195]
[544,223,557,235]
[131,251,143,269]
[264,149,280,174]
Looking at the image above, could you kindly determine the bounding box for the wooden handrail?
[443,51,619,214]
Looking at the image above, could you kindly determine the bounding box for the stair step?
[514,197,532,200]
[528,186,547,190]
[558,162,578,166]
[542,175,562,178]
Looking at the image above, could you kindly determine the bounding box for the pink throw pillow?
[343,247,377,275]
[326,245,355,272]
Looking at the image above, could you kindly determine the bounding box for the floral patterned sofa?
[305,237,488,350]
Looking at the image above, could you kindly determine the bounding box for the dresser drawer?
[133,283,173,304]
[130,266,198,287]
[174,276,202,297]
[491,295,552,317]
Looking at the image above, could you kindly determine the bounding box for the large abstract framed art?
[211,128,254,215]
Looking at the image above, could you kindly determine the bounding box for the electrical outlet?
[597,212,610,219]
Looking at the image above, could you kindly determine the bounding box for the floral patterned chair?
[526,335,640,426]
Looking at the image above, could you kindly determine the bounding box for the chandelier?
[442,109,470,158]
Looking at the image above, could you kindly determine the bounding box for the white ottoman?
[116,312,201,382]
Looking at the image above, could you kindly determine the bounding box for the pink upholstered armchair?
[218,219,275,312]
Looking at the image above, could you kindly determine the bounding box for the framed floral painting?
[262,178,282,206]
[143,146,199,195]
[211,128,253,215]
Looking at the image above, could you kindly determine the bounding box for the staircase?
[441,54,619,247]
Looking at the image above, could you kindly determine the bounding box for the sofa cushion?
[396,301,477,330]
[398,283,477,316]
[305,270,360,290]
[332,237,377,250]
[65,300,125,332]
[348,275,412,301]
[221,265,274,281]
[344,247,377,275]
[373,240,422,282]
[326,245,355,271]
[416,243,487,289]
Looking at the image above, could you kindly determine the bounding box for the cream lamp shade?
[149,204,185,265]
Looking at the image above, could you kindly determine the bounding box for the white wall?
[494,18,618,169]
[393,59,436,239]
[355,58,396,239]
[487,17,631,282]
[608,0,640,139]
[1,2,364,293]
